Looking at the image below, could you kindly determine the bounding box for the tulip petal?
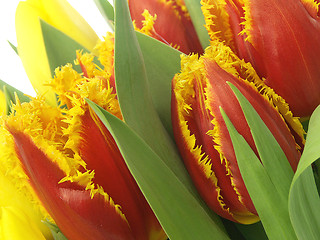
[129,0,203,54]
[204,0,320,117]
[0,89,7,115]
[25,0,98,51]
[8,128,134,240]
[15,0,99,105]
[1,206,46,240]
[74,109,163,239]
[15,2,56,105]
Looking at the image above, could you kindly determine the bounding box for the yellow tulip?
[1,207,46,240]
[0,172,52,240]
[15,0,99,106]
[0,89,7,115]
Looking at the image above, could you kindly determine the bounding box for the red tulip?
[201,0,320,118]
[2,49,166,239]
[129,0,203,54]
[171,41,304,224]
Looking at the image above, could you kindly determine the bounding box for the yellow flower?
[0,89,7,115]
[0,172,52,240]
[15,0,99,106]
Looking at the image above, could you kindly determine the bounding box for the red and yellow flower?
[171,40,305,224]
[201,0,320,118]
[0,36,166,240]
[129,0,203,54]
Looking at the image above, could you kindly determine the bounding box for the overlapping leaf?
[40,20,91,76]
[289,105,320,239]
[93,0,114,29]
[221,83,297,240]
[87,99,229,240]
[114,0,196,192]
[183,0,210,48]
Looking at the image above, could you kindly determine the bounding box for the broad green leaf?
[289,105,320,239]
[93,0,114,30]
[228,82,293,202]
[87,99,229,240]
[114,0,197,193]
[183,0,210,49]
[136,32,182,135]
[40,20,93,76]
[221,108,297,240]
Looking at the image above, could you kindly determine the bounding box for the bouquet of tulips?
[1,0,320,239]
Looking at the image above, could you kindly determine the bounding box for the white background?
[0,0,112,96]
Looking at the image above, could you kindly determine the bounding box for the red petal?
[8,128,134,240]
[77,110,164,239]
[129,0,203,54]
[240,0,320,117]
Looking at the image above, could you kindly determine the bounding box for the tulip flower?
[0,169,52,239]
[201,0,320,118]
[129,0,203,54]
[0,89,7,115]
[0,44,166,239]
[15,0,99,106]
[171,41,305,224]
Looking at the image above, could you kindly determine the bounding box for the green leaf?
[136,32,182,135]
[40,20,93,76]
[7,41,18,55]
[228,82,294,202]
[0,79,31,104]
[289,105,320,239]
[183,0,210,49]
[114,0,196,193]
[221,107,297,240]
[93,0,114,30]
[43,220,68,240]
[87,99,229,240]
[0,79,31,114]
[235,222,268,240]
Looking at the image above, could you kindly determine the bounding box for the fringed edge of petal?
[59,170,128,224]
[172,53,254,222]
[201,0,235,49]
[133,10,157,36]
[299,0,319,18]
[205,40,305,149]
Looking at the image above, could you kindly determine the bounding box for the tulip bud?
[171,41,304,224]
[15,0,99,106]
[0,37,166,239]
[201,0,320,118]
[129,0,203,54]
